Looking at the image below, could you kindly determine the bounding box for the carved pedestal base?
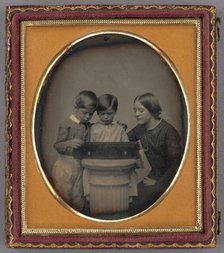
[82,159,136,215]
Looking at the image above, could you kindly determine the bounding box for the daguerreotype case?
[6,5,217,249]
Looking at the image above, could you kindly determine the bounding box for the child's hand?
[67,138,84,149]
[143,177,157,186]
[116,121,128,131]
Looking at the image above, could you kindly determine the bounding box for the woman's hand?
[67,138,84,149]
[143,177,157,186]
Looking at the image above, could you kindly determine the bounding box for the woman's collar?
[147,119,162,130]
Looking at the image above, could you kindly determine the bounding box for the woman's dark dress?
[128,119,183,213]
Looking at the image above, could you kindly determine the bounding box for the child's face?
[98,108,116,125]
[133,102,153,125]
[75,108,95,124]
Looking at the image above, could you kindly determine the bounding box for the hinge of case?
[217,211,221,235]
[216,17,221,42]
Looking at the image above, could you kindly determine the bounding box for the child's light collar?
[69,114,80,124]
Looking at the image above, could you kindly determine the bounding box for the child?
[52,90,98,211]
[90,94,129,142]
[83,94,137,206]
[90,94,151,182]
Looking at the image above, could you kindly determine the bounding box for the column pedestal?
[82,159,136,215]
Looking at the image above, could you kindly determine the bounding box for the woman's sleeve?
[127,128,138,142]
[166,128,182,156]
[165,127,183,174]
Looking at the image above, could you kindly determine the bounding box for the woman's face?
[133,101,153,125]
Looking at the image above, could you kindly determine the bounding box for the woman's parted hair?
[74,90,98,110]
[134,93,162,119]
[97,94,118,113]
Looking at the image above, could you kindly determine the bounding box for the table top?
[82,158,137,169]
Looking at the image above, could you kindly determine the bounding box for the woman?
[128,93,183,214]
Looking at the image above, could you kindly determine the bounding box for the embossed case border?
[6,5,217,248]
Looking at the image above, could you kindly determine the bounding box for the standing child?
[83,94,135,204]
[52,90,97,211]
[91,94,151,181]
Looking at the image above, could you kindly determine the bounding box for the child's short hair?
[134,93,162,119]
[97,94,118,113]
[74,90,98,110]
